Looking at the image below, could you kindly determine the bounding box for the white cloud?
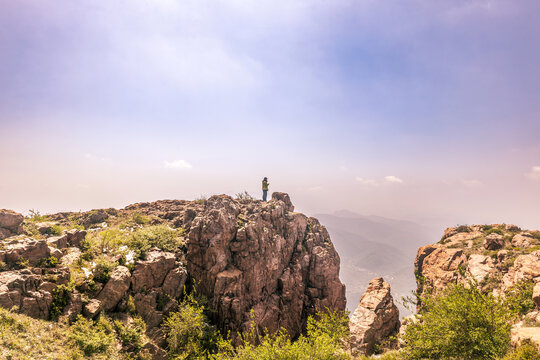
[164,160,193,170]
[355,177,379,186]
[384,175,404,184]
[526,166,540,180]
[306,186,323,192]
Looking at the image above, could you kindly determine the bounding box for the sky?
[1,0,539,231]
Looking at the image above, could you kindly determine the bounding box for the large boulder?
[0,209,24,239]
[484,233,505,250]
[97,266,131,311]
[415,247,467,297]
[503,251,540,290]
[131,251,176,293]
[349,278,400,355]
[468,254,495,284]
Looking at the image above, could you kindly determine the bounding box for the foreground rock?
[0,268,70,319]
[186,194,346,341]
[349,277,400,355]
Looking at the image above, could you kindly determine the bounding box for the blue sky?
[1,0,540,229]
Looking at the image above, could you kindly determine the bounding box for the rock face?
[0,268,70,319]
[0,209,24,240]
[349,278,400,355]
[97,266,131,311]
[0,238,50,266]
[187,194,346,340]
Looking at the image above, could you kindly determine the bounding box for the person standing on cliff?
[262,177,269,201]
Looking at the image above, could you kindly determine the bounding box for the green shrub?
[486,228,504,236]
[37,255,59,268]
[27,209,48,222]
[402,282,512,359]
[213,310,351,360]
[113,317,146,352]
[164,294,219,359]
[93,256,117,284]
[127,225,184,259]
[132,213,150,225]
[455,225,472,233]
[68,315,116,356]
[49,282,75,320]
[504,280,536,316]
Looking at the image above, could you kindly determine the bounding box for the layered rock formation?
[349,277,400,355]
[0,192,346,352]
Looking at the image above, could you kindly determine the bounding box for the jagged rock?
[0,209,24,231]
[187,194,345,341]
[0,209,24,239]
[467,254,495,283]
[47,234,69,249]
[134,291,164,329]
[66,229,87,247]
[484,233,504,250]
[271,192,294,212]
[62,291,82,323]
[416,247,466,296]
[512,233,533,248]
[35,222,57,235]
[162,266,187,299]
[49,247,63,260]
[349,278,400,355]
[0,268,70,319]
[506,224,522,232]
[83,299,102,318]
[0,238,50,266]
[82,210,109,228]
[97,266,131,311]
[503,251,540,290]
[131,250,176,293]
[61,247,81,266]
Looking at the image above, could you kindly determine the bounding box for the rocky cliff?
[0,192,346,356]
[414,224,540,346]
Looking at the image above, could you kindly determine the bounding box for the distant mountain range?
[315,211,441,316]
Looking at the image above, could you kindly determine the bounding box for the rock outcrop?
[0,192,346,354]
[0,267,70,319]
[349,278,400,355]
[187,194,345,340]
[415,225,540,298]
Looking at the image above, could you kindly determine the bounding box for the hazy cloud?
[384,176,404,184]
[355,177,379,186]
[526,166,540,180]
[164,160,193,170]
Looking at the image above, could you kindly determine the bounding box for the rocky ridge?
[414,224,540,347]
[0,193,346,356]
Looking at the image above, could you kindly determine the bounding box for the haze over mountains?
[316,210,440,315]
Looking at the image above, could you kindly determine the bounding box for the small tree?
[402,282,512,359]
